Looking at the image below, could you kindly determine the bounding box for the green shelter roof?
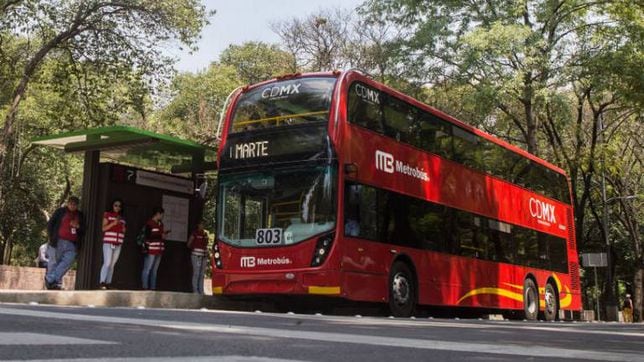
[32,126,216,173]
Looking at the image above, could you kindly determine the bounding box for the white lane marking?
[313,315,644,338]
[3,357,306,362]
[0,332,115,345]
[178,307,644,338]
[0,308,641,362]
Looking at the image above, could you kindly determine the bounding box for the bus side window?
[455,211,481,258]
[418,112,452,159]
[348,83,384,134]
[344,184,378,240]
[452,125,479,169]
[487,219,512,263]
[549,236,568,272]
[383,94,417,144]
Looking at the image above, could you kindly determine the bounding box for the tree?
[219,42,296,84]
[153,64,239,145]
[362,0,623,155]
[0,0,210,183]
[0,48,155,264]
[0,0,210,264]
[271,7,404,89]
[272,9,353,71]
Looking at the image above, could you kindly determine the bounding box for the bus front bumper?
[211,269,342,296]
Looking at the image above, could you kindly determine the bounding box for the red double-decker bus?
[211,70,581,319]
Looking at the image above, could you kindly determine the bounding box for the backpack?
[135,226,147,247]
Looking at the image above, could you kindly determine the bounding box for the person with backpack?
[140,207,170,290]
[99,198,126,290]
[187,221,208,294]
[45,196,85,290]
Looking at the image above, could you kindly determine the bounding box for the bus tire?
[388,261,416,318]
[523,278,538,321]
[544,282,559,321]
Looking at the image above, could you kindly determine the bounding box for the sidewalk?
[0,289,271,311]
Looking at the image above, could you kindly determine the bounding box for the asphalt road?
[0,303,642,362]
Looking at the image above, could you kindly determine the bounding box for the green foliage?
[152,63,239,145]
[0,0,211,265]
[220,42,296,84]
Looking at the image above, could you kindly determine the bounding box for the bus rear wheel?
[523,278,538,321]
[544,282,559,321]
[388,261,416,318]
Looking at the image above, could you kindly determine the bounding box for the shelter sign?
[162,195,190,242]
[137,170,193,194]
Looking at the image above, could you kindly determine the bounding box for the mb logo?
[240,256,256,268]
[375,150,394,173]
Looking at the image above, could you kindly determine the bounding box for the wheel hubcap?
[526,287,537,314]
[545,287,556,314]
[392,272,410,305]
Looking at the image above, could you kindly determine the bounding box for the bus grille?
[569,262,580,290]
[567,209,576,250]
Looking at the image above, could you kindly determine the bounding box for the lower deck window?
[344,183,569,273]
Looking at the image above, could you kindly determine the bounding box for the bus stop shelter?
[32,126,216,291]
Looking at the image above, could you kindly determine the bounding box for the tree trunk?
[522,71,538,156]
[1,238,12,265]
[634,269,643,322]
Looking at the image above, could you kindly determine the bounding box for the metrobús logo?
[240,256,292,268]
[375,150,429,182]
[529,197,557,226]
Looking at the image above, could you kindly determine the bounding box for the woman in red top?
[187,221,208,294]
[141,207,170,290]
[99,199,126,289]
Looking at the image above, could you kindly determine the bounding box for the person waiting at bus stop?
[99,198,126,289]
[141,207,169,290]
[187,221,209,294]
[45,196,85,290]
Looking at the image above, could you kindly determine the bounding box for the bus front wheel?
[544,282,559,321]
[388,261,416,318]
[523,278,538,321]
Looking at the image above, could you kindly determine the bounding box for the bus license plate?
[255,228,283,246]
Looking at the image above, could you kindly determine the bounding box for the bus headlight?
[311,233,334,267]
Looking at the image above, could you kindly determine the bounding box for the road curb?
[0,290,265,310]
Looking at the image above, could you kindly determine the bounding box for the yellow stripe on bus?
[212,287,223,294]
[456,287,523,304]
[308,286,341,295]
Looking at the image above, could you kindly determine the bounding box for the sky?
[167,0,365,73]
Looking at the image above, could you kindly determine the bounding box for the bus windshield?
[230,77,336,133]
[217,165,336,247]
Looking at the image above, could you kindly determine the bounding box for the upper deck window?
[347,81,570,203]
[230,77,336,134]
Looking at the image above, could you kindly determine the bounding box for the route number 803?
[255,228,283,245]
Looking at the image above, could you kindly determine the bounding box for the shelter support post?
[76,150,101,290]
